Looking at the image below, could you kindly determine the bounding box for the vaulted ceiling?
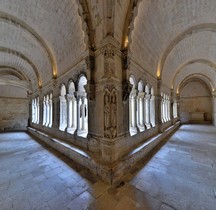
[0,0,86,92]
[130,0,216,93]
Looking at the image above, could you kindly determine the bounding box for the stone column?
[59,96,67,131]
[75,95,81,133]
[144,93,151,129]
[37,97,40,124]
[48,97,53,127]
[137,92,145,132]
[170,90,174,124]
[129,91,138,135]
[156,80,163,132]
[150,94,156,127]
[45,98,49,127]
[66,94,73,133]
[42,98,46,126]
[81,96,86,131]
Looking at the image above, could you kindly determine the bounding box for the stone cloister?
[0,1,216,209]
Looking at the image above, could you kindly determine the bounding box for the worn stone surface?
[0,125,216,210]
[0,96,28,131]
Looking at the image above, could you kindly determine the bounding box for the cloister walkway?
[0,125,216,210]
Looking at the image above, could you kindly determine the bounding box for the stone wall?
[179,81,212,123]
[0,86,28,131]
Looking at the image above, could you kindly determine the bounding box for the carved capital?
[101,44,116,59]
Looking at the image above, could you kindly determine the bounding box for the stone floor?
[0,125,216,210]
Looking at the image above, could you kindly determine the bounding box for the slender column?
[37,99,40,124]
[144,93,151,129]
[81,96,86,130]
[72,98,77,129]
[66,95,73,132]
[45,99,49,126]
[32,100,34,123]
[168,99,171,121]
[150,95,156,127]
[137,92,145,132]
[129,91,138,135]
[161,98,164,123]
[59,96,67,131]
[48,99,53,127]
[136,96,140,127]
[43,100,46,125]
[76,95,81,132]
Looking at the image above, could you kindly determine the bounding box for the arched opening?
[129,75,137,136]
[179,79,212,124]
[66,81,77,134]
[77,75,88,138]
[59,84,67,131]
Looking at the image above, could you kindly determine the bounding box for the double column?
[129,90,138,135]
[76,94,87,136]
[66,94,77,134]
[144,93,151,129]
[137,92,145,132]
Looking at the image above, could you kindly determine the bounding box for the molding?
[0,46,41,88]
[158,23,216,79]
[0,11,57,78]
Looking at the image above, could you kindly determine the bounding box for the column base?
[138,125,145,132]
[77,129,88,138]
[145,123,151,129]
[66,127,76,134]
[130,126,138,136]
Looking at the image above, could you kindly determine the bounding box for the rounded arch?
[138,80,144,92]
[0,12,57,78]
[129,74,137,90]
[145,83,150,93]
[121,0,142,49]
[60,84,67,96]
[68,80,76,94]
[177,74,214,95]
[0,47,42,88]
[0,66,29,81]
[78,75,87,92]
[171,59,216,89]
[76,0,95,50]
[158,23,216,79]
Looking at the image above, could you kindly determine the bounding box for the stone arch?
[178,74,213,96]
[76,0,95,50]
[77,74,88,137]
[138,80,144,92]
[171,59,216,89]
[0,12,57,78]
[158,23,216,79]
[68,80,76,95]
[122,0,142,49]
[0,47,42,88]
